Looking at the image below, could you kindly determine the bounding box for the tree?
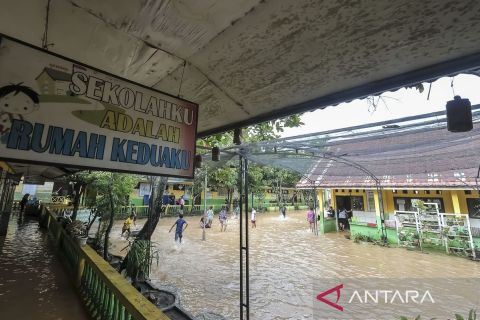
[136,176,168,241]
[63,171,96,220]
[248,164,266,208]
[199,115,303,147]
[210,166,238,210]
[189,168,207,214]
[262,167,301,207]
[199,115,304,209]
[121,176,168,281]
[89,172,136,259]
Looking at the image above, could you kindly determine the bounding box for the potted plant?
[412,199,427,212]
[66,220,88,246]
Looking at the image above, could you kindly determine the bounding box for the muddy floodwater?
[0,214,88,320]
[112,210,480,319]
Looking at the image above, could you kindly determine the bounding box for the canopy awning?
[1,0,480,137]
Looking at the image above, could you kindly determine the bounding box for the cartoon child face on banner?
[0,83,39,140]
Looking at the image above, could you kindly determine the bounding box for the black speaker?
[212,146,220,162]
[446,96,472,132]
[194,154,202,168]
[233,128,242,145]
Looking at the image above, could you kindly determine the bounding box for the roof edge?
[198,51,480,138]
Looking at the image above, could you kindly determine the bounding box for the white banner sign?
[0,36,198,178]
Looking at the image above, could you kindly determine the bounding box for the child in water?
[307,207,315,232]
[169,214,188,243]
[121,214,135,239]
[251,207,256,228]
[219,207,227,232]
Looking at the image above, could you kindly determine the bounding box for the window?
[393,197,445,213]
[366,191,375,212]
[335,195,364,211]
[466,198,480,219]
[351,196,364,211]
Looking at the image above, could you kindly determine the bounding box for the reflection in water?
[0,213,88,320]
[117,210,480,320]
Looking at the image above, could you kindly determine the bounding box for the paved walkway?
[0,211,89,320]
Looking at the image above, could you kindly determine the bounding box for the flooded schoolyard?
[111,210,480,319]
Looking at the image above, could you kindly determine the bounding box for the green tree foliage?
[62,171,97,220]
[198,115,303,210]
[260,166,301,206]
[121,176,168,281]
[87,172,136,259]
[243,116,304,142]
[210,165,238,209]
[136,176,168,240]
[198,115,303,147]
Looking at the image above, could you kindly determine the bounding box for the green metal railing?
[162,204,310,216]
[43,208,169,320]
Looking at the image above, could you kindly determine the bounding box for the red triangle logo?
[316,284,344,311]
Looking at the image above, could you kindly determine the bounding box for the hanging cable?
[427,82,432,100]
[475,163,480,192]
[42,0,52,50]
[450,77,456,97]
[177,61,187,98]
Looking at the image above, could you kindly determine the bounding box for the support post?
[313,185,318,236]
[450,190,462,214]
[374,185,388,243]
[202,166,207,241]
[239,154,244,319]
[332,190,339,231]
[318,189,325,234]
[239,154,250,320]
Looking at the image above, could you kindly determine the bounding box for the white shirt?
[251,209,256,221]
[339,210,347,219]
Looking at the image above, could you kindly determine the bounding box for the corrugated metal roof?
[213,107,480,188]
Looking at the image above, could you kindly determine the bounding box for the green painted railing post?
[76,255,85,288]
[108,291,115,319]
[120,305,126,320]
[55,222,62,246]
[46,211,51,229]
[44,208,169,320]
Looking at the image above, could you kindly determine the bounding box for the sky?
[281,74,480,138]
